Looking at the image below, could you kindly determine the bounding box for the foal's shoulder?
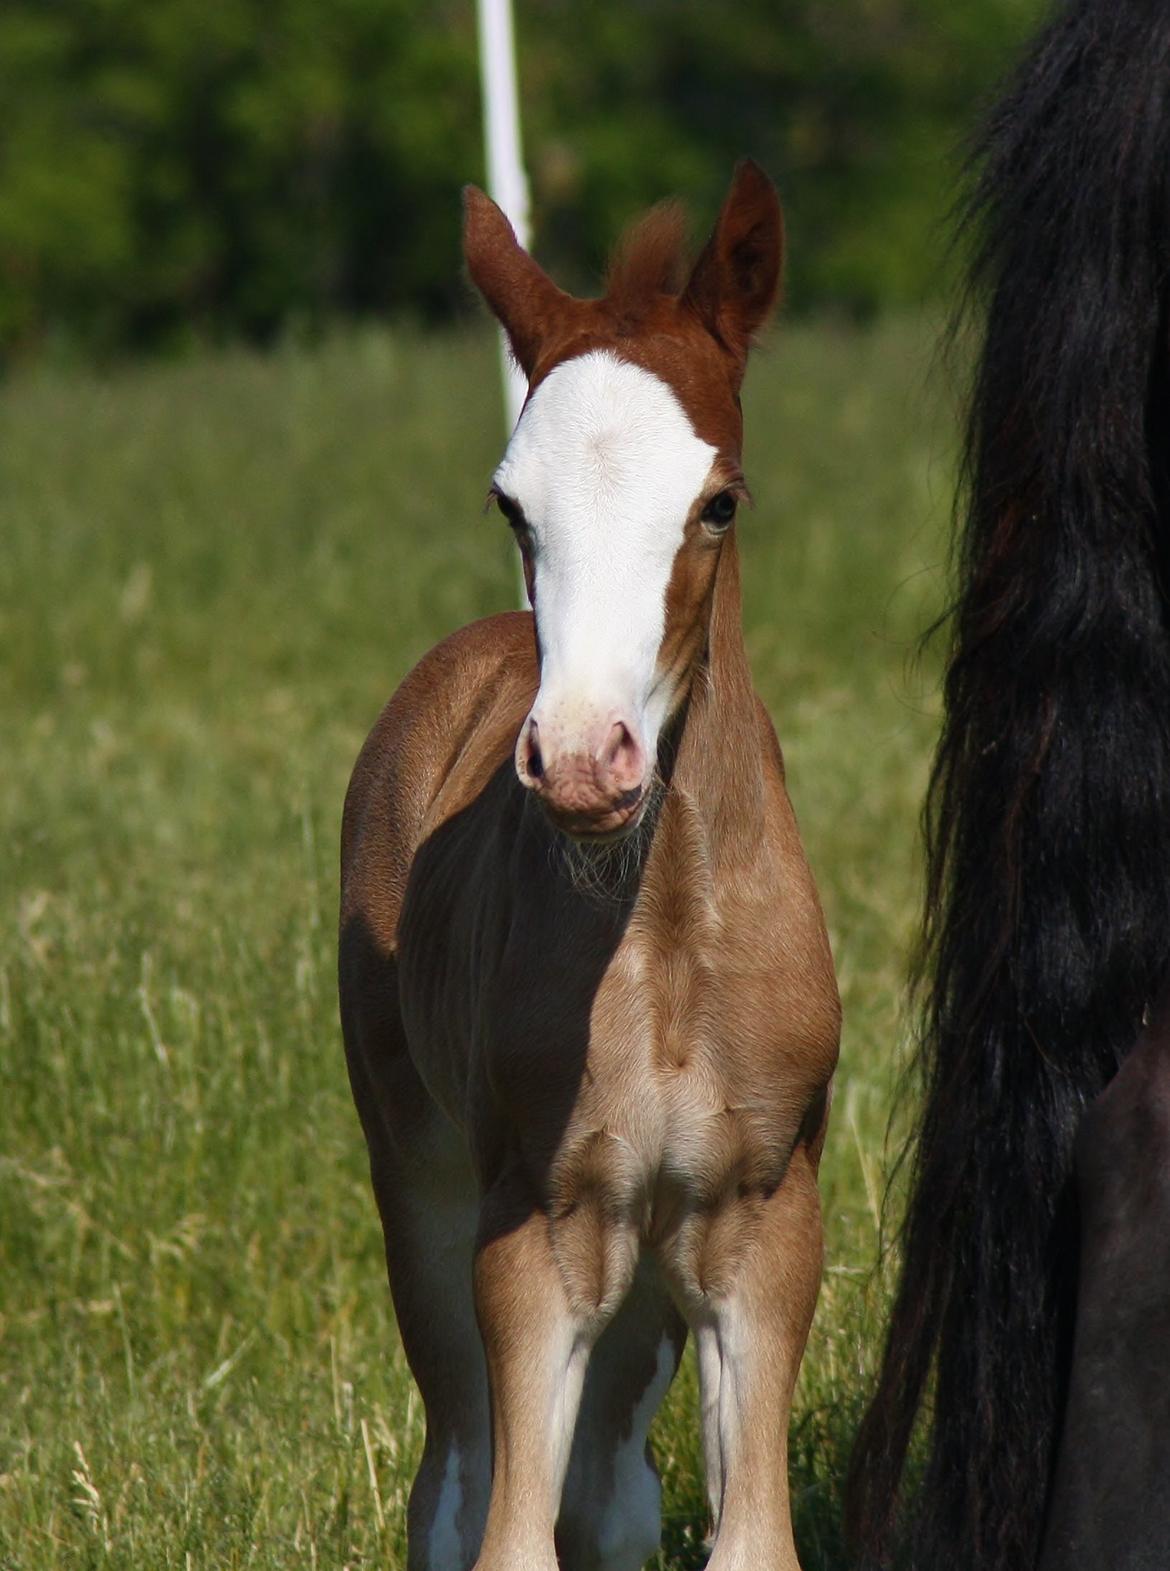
[418,610,537,698]
[342,612,536,877]
[387,609,537,760]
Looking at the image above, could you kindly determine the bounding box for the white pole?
[476,0,530,443]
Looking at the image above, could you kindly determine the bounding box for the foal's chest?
[542,855,820,1234]
[414,774,836,1249]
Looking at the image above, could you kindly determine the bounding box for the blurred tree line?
[0,0,1043,360]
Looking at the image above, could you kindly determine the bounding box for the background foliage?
[0,0,1044,359]
[0,311,951,1567]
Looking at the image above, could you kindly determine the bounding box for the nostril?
[519,718,543,784]
[602,721,644,792]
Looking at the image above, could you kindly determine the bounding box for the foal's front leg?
[472,1171,635,1571]
[674,1145,823,1571]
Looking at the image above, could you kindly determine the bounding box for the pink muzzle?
[516,713,648,837]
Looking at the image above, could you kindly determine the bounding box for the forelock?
[603,201,690,330]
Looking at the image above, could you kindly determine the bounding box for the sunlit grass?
[0,313,955,1568]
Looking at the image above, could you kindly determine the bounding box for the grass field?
[1,313,956,1569]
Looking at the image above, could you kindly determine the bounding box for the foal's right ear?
[463,187,572,381]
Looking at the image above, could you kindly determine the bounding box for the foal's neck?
[669,535,766,860]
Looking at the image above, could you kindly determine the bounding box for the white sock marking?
[428,1443,463,1570]
[595,1334,676,1569]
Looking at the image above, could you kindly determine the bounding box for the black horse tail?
[845,3,1170,1568]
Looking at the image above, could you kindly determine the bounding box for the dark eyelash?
[493,491,525,529]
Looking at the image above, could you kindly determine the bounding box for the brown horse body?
[340,165,839,1571]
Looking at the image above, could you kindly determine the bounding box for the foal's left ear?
[463,185,573,380]
[682,160,783,372]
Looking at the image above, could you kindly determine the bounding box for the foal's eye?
[701,491,738,530]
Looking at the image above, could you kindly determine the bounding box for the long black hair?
[845,2,1170,1567]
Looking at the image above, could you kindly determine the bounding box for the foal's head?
[465,162,782,839]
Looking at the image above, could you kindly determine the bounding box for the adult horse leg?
[673,1144,823,1571]
[343,980,490,1571]
[1040,988,1170,1571]
[471,1173,638,1571]
[556,1258,685,1571]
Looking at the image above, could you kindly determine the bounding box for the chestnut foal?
[339,162,839,1571]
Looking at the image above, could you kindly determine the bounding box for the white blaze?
[493,350,717,762]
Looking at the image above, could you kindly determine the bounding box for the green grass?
[0,315,956,1568]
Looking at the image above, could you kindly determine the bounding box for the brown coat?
[340,163,839,1571]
